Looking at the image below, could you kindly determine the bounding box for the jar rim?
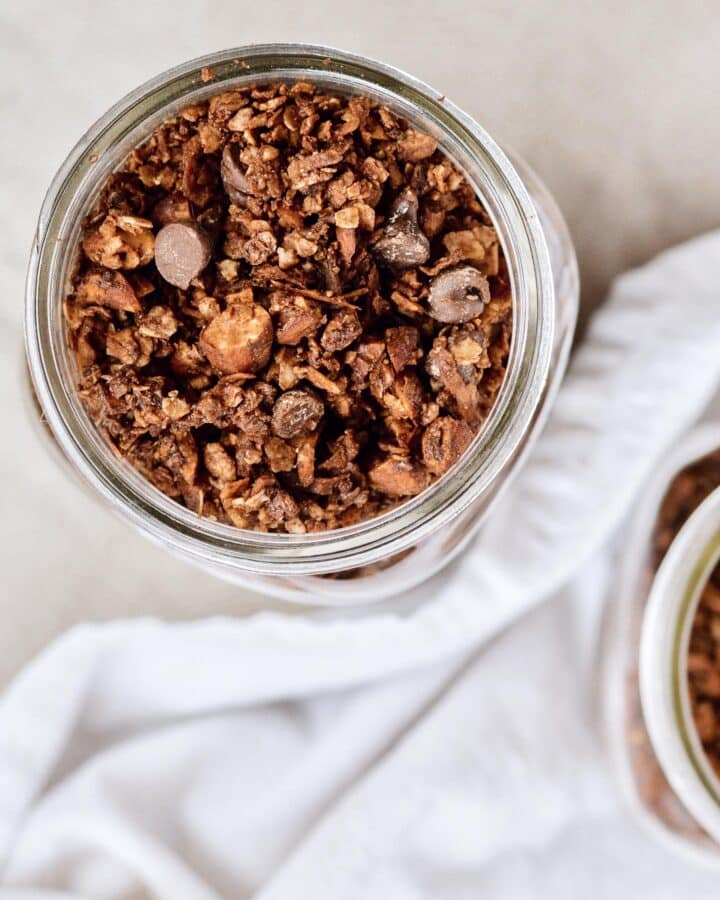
[25,43,555,575]
[640,483,720,844]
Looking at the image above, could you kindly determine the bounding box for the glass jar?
[602,424,720,866]
[25,44,578,605]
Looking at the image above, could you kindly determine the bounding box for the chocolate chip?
[155,222,212,289]
[372,188,430,270]
[428,266,490,324]
[272,390,324,439]
[220,144,252,204]
[199,304,274,374]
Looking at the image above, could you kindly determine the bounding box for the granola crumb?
[64,81,512,533]
[200,67,215,83]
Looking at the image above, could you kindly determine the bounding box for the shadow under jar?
[25,44,578,605]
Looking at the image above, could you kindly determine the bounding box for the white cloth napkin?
[3,233,720,898]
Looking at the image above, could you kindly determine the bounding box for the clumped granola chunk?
[199,303,274,374]
[65,81,512,533]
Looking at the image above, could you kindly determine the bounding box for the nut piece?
[200,304,274,374]
[421,417,474,475]
[272,390,324,439]
[155,222,213,289]
[428,266,490,324]
[372,189,430,270]
[75,268,141,313]
[369,456,431,497]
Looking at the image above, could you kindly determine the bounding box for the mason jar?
[25,44,578,604]
[602,425,720,867]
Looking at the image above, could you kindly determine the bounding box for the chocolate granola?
[64,81,511,533]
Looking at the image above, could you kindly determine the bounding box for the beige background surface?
[2,0,720,685]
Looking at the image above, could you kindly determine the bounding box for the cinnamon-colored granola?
[627,450,720,835]
[688,565,720,780]
[64,81,511,532]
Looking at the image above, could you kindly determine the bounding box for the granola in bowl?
[64,81,512,534]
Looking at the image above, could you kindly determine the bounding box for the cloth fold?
[3,232,720,898]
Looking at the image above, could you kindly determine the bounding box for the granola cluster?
[627,451,720,833]
[64,81,512,533]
